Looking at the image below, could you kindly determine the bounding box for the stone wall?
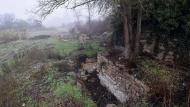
[97,53,149,103]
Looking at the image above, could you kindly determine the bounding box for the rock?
[106,104,117,107]
[79,34,90,46]
[143,44,152,54]
[156,52,164,60]
[86,58,97,63]
[164,51,174,63]
[22,103,26,107]
[80,70,88,81]
[97,53,149,103]
[67,72,76,77]
[82,58,97,73]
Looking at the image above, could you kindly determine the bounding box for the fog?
[0,0,101,27]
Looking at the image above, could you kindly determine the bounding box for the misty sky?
[0,0,97,27]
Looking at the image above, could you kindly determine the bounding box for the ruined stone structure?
[97,53,149,103]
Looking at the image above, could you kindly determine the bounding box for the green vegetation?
[0,39,51,64]
[49,38,104,58]
[43,68,96,107]
[82,41,105,57]
[0,37,98,107]
[141,60,181,106]
[1,0,189,106]
[142,60,171,81]
[54,83,96,107]
[50,38,80,56]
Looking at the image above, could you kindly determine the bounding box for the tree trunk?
[122,3,142,65]
[153,35,160,56]
[123,4,135,64]
[135,5,142,56]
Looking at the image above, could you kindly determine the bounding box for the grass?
[45,67,96,107]
[54,83,82,100]
[141,60,181,106]
[0,60,96,107]
[0,37,104,61]
[54,82,96,107]
[0,37,101,107]
[49,38,105,58]
[50,38,80,56]
[82,41,105,57]
[142,60,174,82]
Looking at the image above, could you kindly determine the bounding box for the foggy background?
[0,0,102,27]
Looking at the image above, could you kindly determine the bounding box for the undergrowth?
[141,60,183,107]
[0,39,97,107]
[49,38,104,58]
